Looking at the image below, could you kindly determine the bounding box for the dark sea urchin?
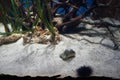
[76,66,93,77]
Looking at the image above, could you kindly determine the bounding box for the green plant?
[0,0,11,33]
[35,0,55,41]
[0,0,33,35]
[0,0,56,42]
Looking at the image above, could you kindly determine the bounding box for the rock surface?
[0,19,120,79]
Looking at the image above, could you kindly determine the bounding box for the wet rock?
[60,49,76,61]
[0,34,22,45]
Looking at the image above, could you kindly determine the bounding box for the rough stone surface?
[0,19,120,79]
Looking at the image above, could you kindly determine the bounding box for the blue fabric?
[86,0,94,7]
[56,6,71,15]
[20,0,94,16]
[19,0,32,8]
[76,6,87,16]
[55,0,94,16]
[57,7,66,14]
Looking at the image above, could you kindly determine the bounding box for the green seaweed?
[0,0,55,42]
[35,0,55,42]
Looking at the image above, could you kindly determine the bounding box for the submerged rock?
[60,49,76,61]
[0,34,22,45]
[23,26,60,45]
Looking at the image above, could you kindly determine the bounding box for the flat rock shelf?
[0,22,120,79]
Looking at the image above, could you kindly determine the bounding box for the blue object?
[19,0,94,16]
[76,6,87,16]
[76,0,94,16]
[56,6,71,15]
[55,0,94,16]
[86,0,94,7]
[19,0,32,8]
